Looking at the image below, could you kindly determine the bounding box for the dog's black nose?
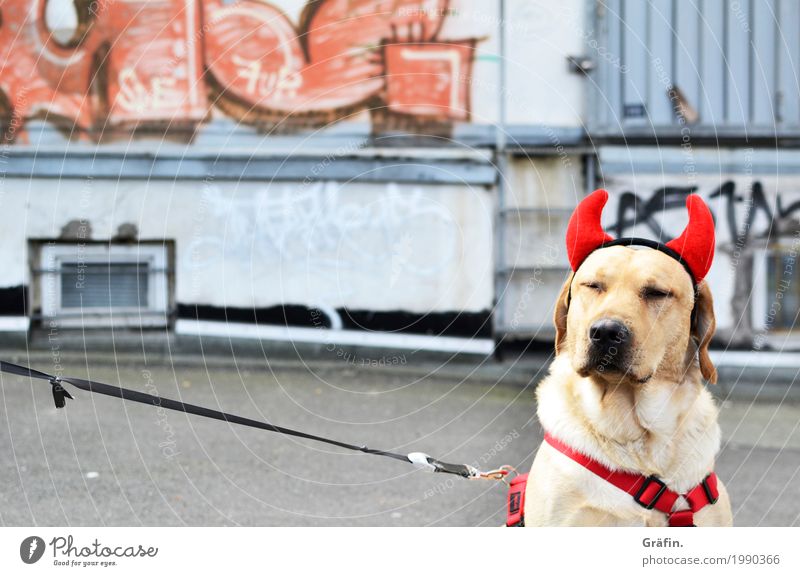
[589,319,629,348]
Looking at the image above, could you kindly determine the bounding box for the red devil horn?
[665,194,715,283]
[566,189,613,271]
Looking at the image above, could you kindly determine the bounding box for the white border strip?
[1,527,799,573]
[175,319,494,355]
[0,316,29,332]
[709,349,800,369]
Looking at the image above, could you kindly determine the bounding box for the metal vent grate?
[39,243,169,328]
[60,262,149,309]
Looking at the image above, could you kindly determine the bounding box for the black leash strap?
[0,360,477,478]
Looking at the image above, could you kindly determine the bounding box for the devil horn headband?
[565,189,715,284]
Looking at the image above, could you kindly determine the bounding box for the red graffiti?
[383,40,474,120]
[0,0,206,134]
[0,0,478,141]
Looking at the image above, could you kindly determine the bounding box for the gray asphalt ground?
[0,352,798,526]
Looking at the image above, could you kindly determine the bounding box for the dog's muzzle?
[586,318,630,371]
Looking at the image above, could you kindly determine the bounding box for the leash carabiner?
[477,465,518,483]
[408,453,517,482]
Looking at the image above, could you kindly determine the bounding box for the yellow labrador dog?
[523,191,733,527]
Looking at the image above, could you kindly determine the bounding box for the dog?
[523,191,733,527]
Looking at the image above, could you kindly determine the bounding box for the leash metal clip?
[407,453,512,481]
[464,464,482,479]
[407,453,482,478]
[407,452,438,472]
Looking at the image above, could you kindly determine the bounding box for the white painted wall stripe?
[175,319,494,355]
[0,317,30,332]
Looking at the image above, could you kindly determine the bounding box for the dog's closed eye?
[641,286,672,300]
[581,281,605,293]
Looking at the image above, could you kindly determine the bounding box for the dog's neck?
[537,354,721,492]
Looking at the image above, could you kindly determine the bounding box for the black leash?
[0,360,486,479]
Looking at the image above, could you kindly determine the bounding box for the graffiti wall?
[603,174,800,346]
[0,176,494,314]
[0,0,482,142]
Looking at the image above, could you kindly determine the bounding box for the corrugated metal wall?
[591,0,800,136]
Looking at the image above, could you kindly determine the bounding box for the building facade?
[0,0,796,352]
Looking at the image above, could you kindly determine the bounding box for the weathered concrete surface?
[0,354,797,526]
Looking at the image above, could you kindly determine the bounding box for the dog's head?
[554,190,717,385]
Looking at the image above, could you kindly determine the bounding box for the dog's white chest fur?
[524,355,727,526]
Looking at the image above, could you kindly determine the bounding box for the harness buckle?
[701,474,719,505]
[634,475,667,510]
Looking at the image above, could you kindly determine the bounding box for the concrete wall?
[1,176,493,314]
[495,155,584,337]
[4,1,795,350]
[503,0,586,127]
[0,0,590,338]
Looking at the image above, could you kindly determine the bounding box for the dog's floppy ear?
[554,273,574,355]
[691,281,717,384]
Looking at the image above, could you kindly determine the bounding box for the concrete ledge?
[0,151,497,184]
[175,319,495,356]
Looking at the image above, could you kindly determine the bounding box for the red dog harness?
[506,433,719,527]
